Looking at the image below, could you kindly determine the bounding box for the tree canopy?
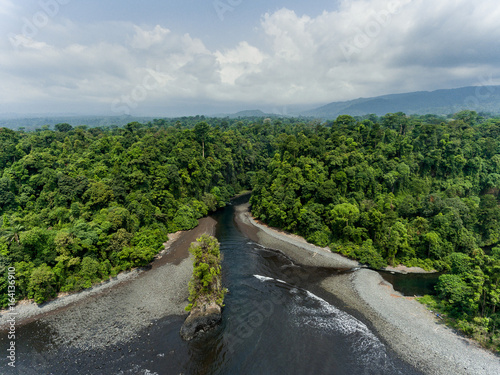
[1,112,500,350]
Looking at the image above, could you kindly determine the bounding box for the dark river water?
[1,200,423,375]
[379,271,440,297]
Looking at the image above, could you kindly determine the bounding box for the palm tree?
[3,224,25,244]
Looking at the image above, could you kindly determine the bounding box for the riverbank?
[234,203,359,269]
[324,270,500,375]
[234,203,500,375]
[0,230,181,326]
[383,264,436,274]
[0,217,217,349]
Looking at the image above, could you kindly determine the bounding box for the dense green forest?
[1,111,500,350]
[0,119,272,305]
[249,111,500,351]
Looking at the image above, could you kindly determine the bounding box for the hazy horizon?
[1,0,500,117]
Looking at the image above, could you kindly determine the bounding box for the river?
[0,199,423,374]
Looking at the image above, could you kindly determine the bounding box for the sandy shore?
[235,203,500,375]
[0,217,216,349]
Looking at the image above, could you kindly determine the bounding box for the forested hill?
[303,85,500,118]
[1,112,500,350]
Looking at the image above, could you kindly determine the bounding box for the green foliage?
[436,274,471,311]
[28,263,56,304]
[172,204,199,231]
[186,234,226,311]
[1,114,500,351]
[79,257,100,283]
[0,118,272,307]
[248,113,500,351]
[0,178,16,214]
[355,240,387,269]
[54,123,73,132]
[401,257,435,271]
[416,294,439,308]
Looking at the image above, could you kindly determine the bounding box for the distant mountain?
[302,86,500,119]
[212,109,280,119]
[231,109,268,118]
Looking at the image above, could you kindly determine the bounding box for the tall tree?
[194,121,210,158]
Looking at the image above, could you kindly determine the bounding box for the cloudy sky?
[1,0,500,117]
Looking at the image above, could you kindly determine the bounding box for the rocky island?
[180,234,226,341]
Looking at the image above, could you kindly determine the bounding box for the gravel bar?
[235,203,500,375]
[0,217,217,350]
[234,203,359,269]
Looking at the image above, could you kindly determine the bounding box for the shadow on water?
[378,271,441,296]
[0,196,423,375]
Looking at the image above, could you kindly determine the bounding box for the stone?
[179,302,222,341]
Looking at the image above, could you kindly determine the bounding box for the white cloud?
[7,35,50,50]
[0,22,219,112]
[235,0,500,104]
[1,0,500,115]
[261,9,315,61]
[130,25,170,49]
[215,41,265,84]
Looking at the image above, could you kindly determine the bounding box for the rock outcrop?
[179,234,226,341]
[179,301,222,340]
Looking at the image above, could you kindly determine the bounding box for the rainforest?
[1,111,500,351]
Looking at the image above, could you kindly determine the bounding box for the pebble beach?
[234,203,500,375]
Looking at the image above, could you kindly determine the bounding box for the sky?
[1,0,500,117]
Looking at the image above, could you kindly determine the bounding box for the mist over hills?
[212,110,273,118]
[218,86,500,119]
[301,86,500,118]
[1,86,499,129]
